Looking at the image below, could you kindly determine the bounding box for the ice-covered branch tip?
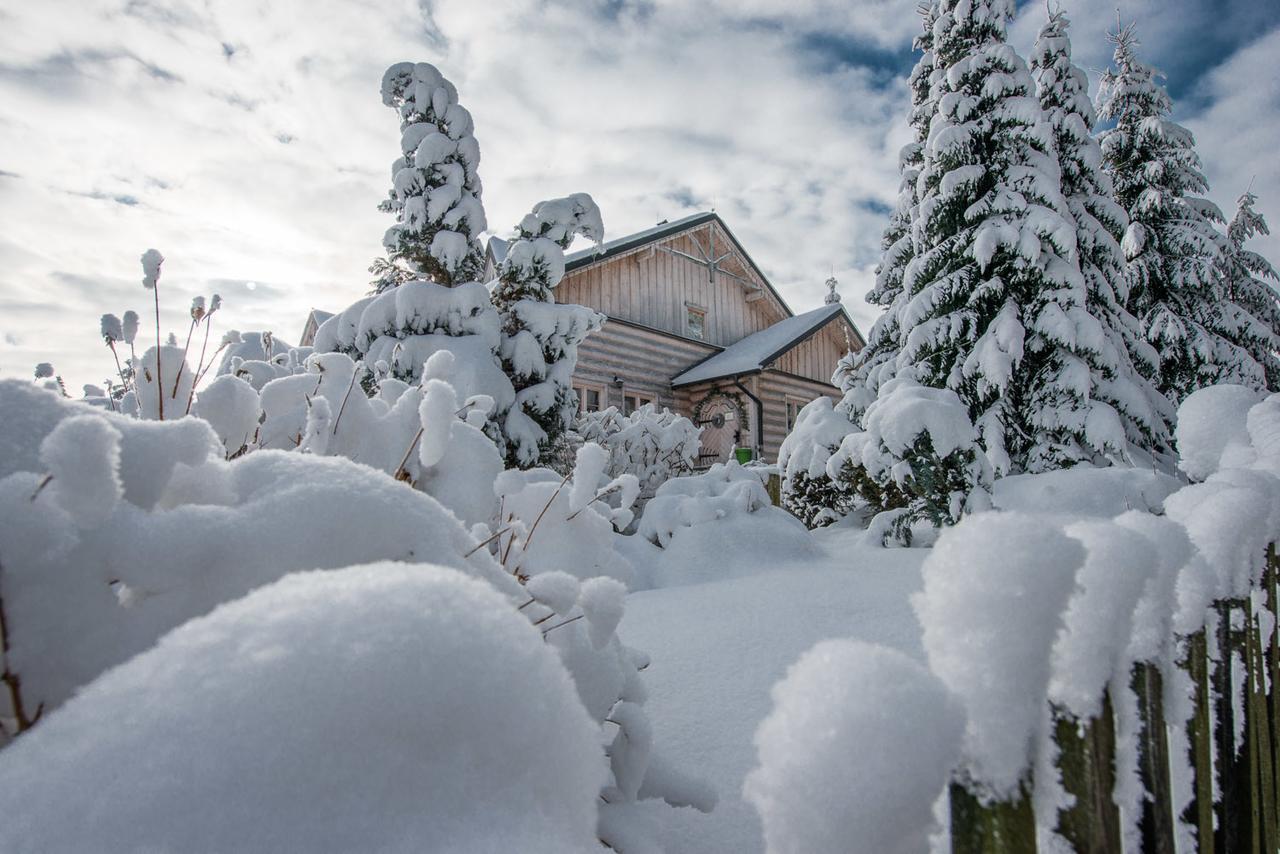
[141,249,164,290]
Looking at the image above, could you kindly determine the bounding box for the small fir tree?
[1218,190,1280,389]
[1097,24,1264,400]
[491,194,606,467]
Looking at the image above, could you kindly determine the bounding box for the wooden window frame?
[685,301,707,341]
[574,382,607,415]
[784,395,809,432]
[623,388,656,416]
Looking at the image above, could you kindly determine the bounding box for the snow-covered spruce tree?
[1029,10,1174,461]
[1218,190,1280,389]
[372,61,486,292]
[1097,25,1265,400]
[491,194,605,468]
[891,0,1132,475]
[835,1,941,420]
[782,4,939,525]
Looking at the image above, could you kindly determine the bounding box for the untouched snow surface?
[618,524,928,854]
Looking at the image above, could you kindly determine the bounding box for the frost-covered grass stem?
[170,317,197,401]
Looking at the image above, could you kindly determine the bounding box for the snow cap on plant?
[141,249,164,289]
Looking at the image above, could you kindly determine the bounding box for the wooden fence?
[951,546,1280,854]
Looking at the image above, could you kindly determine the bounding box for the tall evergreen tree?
[890,0,1126,474]
[1097,25,1264,400]
[491,194,605,467]
[834,1,940,420]
[1219,190,1280,388]
[373,61,487,292]
[1030,11,1174,461]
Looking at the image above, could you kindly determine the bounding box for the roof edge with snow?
[671,302,854,387]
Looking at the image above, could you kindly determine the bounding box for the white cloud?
[1,0,1275,394]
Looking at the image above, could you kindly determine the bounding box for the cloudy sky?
[1,0,1277,391]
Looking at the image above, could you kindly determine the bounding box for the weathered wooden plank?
[1132,661,1176,854]
[1053,697,1122,854]
[950,781,1038,854]
[1183,630,1216,854]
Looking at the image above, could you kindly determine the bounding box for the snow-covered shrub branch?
[574,403,700,498]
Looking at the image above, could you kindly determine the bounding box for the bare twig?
[541,614,584,636]
[0,556,43,734]
[170,317,197,400]
[392,427,425,482]
[331,365,360,435]
[463,526,511,558]
[29,475,52,502]
[153,283,164,421]
[510,472,572,565]
[185,315,216,415]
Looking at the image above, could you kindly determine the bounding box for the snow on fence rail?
[748,385,1280,854]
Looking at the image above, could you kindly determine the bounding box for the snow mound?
[635,462,819,588]
[914,512,1083,798]
[0,563,604,854]
[744,639,962,854]
[992,465,1182,517]
[1176,384,1262,481]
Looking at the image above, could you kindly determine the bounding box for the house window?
[574,384,604,415]
[785,399,803,432]
[686,306,706,340]
[624,393,654,416]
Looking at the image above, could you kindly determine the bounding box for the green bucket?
[734,447,755,464]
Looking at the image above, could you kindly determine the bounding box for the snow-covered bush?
[744,640,963,854]
[0,379,711,852]
[574,402,700,497]
[0,379,508,724]
[634,461,820,589]
[776,396,857,528]
[491,443,639,585]
[828,378,992,546]
[0,563,605,854]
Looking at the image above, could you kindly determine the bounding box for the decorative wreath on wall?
[691,389,749,432]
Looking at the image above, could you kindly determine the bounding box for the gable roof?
[563,211,794,319]
[671,302,854,387]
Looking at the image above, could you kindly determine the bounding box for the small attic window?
[686,305,706,340]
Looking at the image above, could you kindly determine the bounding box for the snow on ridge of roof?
[309,309,335,323]
[671,303,846,387]
[563,211,716,270]
[487,236,510,265]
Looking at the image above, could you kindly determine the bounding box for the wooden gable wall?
[556,220,788,348]
[771,315,858,386]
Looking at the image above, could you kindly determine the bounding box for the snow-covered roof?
[486,236,510,266]
[308,309,335,325]
[671,303,847,387]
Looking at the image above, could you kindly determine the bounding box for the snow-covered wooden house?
[489,212,864,465]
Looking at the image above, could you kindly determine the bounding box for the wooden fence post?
[1248,587,1277,854]
[1132,661,1176,854]
[1216,599,1252,851]
[1053,696,1122,853]
[1182,630,1216,854]
[949,780,1037,854]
